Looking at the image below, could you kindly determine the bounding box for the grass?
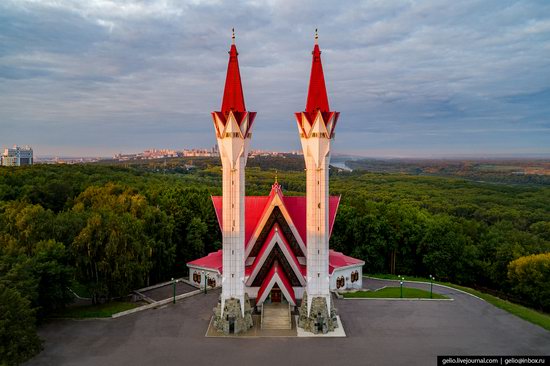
[51,301,139,318]
[343,287,447,299]
[367,274,550,332]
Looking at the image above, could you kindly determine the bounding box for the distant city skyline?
[1,1,549,157]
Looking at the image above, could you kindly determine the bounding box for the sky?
[1,0,549,158]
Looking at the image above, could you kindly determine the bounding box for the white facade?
[1,145,33,166]
[188,266,222,289]
[331,266,363,291]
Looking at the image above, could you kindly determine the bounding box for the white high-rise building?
[1,145,33,166]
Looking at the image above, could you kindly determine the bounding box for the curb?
[364,276,485,302]
[133,291,156,304]
[111,289,203,318]
[343,297,454,301]
[135,277,187,293]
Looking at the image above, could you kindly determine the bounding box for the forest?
[0,160,549,364]
[346,157,550,185]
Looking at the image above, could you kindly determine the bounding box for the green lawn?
[344,287,447,299]
[367,274,550,331]
[51,301,139,318]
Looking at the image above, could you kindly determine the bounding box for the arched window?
[351,270,359,283]
[193,271,202,284]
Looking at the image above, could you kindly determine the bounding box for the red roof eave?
[328,249,364,274]
[256,262,296,304]
[248,223,302,279]
[187,249,223,274]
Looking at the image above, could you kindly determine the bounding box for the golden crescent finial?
[275,170,278,184]
[232,28,235,44]
[315,28,318,44]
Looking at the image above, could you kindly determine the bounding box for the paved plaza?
[26,279,550,366]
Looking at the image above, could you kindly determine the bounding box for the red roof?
[282,195,340,244]
[329,249,365,274]
[296,41,340,139]
[212,184,340,247]
[305,44,329,113]
[256,262,296,305]
[247,223,304,283]
[212,40,257,133]
[221,44,246,114]
[187,249,223,273]
[187,248,363,275]
[212,195,270,245]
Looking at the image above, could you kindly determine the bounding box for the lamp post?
[400,276,404,298]
[429,275,434,299]
[172,277,177,304]
[202,271,207,295]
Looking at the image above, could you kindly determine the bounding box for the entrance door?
[270,288,281,303]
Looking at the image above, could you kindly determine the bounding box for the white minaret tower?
[212,30,256,317]
[295,30,339,317]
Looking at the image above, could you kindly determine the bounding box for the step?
[262,304,291,330]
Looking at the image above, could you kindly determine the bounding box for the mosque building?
[187,31,364,334]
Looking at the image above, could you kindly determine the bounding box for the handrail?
[261,303,264,329]
[287,303,291,328]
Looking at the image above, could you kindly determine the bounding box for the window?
[193,271,202,284]
[351,270,359,283]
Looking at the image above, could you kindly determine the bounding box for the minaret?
[212,30,256,323]
[295,30,340,321]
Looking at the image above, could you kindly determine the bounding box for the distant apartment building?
[1,145,33,166]
[113,146,221,161]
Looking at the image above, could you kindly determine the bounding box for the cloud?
[0,0,549,156]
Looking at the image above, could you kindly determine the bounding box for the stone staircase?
[261,303,292,330]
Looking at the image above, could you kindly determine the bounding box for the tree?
[142,207,175,283]
[418,215,468,282]
[0,202,54,255]
[530,221,550,241]
[508,253,550,312]
[384,203,426,275]
[31,240,74,318]
[186,217,208,260]
[0,284,42,366]
[71,184,153,301]
[72,211,150,301]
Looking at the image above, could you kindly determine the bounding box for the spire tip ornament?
[232,28,235,44]
[314,28,318,44]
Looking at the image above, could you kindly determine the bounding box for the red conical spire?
[221,29,246,113]
[305,30,330,113]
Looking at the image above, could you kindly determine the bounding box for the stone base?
[297,292,338,334]
[213,294,253,335]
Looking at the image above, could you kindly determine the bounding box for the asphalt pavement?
[26,278,550,366]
